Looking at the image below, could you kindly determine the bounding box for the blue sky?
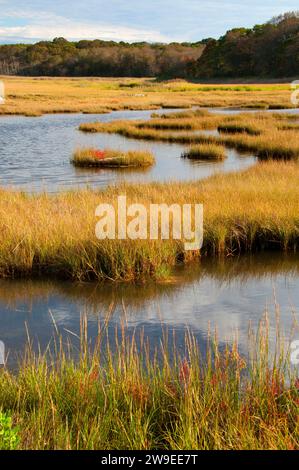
[0,0,298,43]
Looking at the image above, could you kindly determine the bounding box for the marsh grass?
[71,148,155,168]
[80,111,299,160]
[218,123,262,136]
[136,119,197,131]
[182,143,226,161]
[160,102,192,109]
[221,131,299,160]
[136,114,225,131]
[0,314,298,450]
[152,109,210,119]
[279,124,299,131]
[1,162,299,280]
[0,77,295,117]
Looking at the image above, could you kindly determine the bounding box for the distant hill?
[0,12,298,79]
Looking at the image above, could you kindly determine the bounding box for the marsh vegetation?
[71,148,155,168]
[182,143,226,160]
[0,76,299,452]
[0,162,298,281]
[0,77,296,117]
[0,315,298,450]
[80,109,299,160]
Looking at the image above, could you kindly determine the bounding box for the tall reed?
[0,314,298,450]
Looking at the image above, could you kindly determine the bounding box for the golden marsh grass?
[182,143,226,160]
[71,148,155,168]
[0,77,295,116]
[0,162,299,280]
[80,111,299,160]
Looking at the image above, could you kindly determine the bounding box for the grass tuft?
[71,148,155,168]
[182,143,226,160]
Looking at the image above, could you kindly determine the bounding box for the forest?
[0,12,298,78]
[190,12,299,78]
[0,39,204,77]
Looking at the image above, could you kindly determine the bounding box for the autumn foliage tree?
[190,12,299,78]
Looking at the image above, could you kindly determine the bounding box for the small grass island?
[71,148,155,168]
[182,143,227,161]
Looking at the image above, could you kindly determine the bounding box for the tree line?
[0,12,298,78]
[0,39,204,77]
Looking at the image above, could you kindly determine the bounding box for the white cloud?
[0,11,171,42]
[1,1,298,43]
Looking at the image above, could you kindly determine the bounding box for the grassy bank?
[0,162,299,280]
[0,316,298,450]
[0,77,295,116]
[80,111,299,160]
[71,148,155,168]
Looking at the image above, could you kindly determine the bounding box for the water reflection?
[0,253,298,367]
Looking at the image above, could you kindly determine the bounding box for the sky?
[0,0,298,44]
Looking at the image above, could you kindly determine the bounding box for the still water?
[0,108,298,368]
[0,109,256,193]
[1,253,298,368]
